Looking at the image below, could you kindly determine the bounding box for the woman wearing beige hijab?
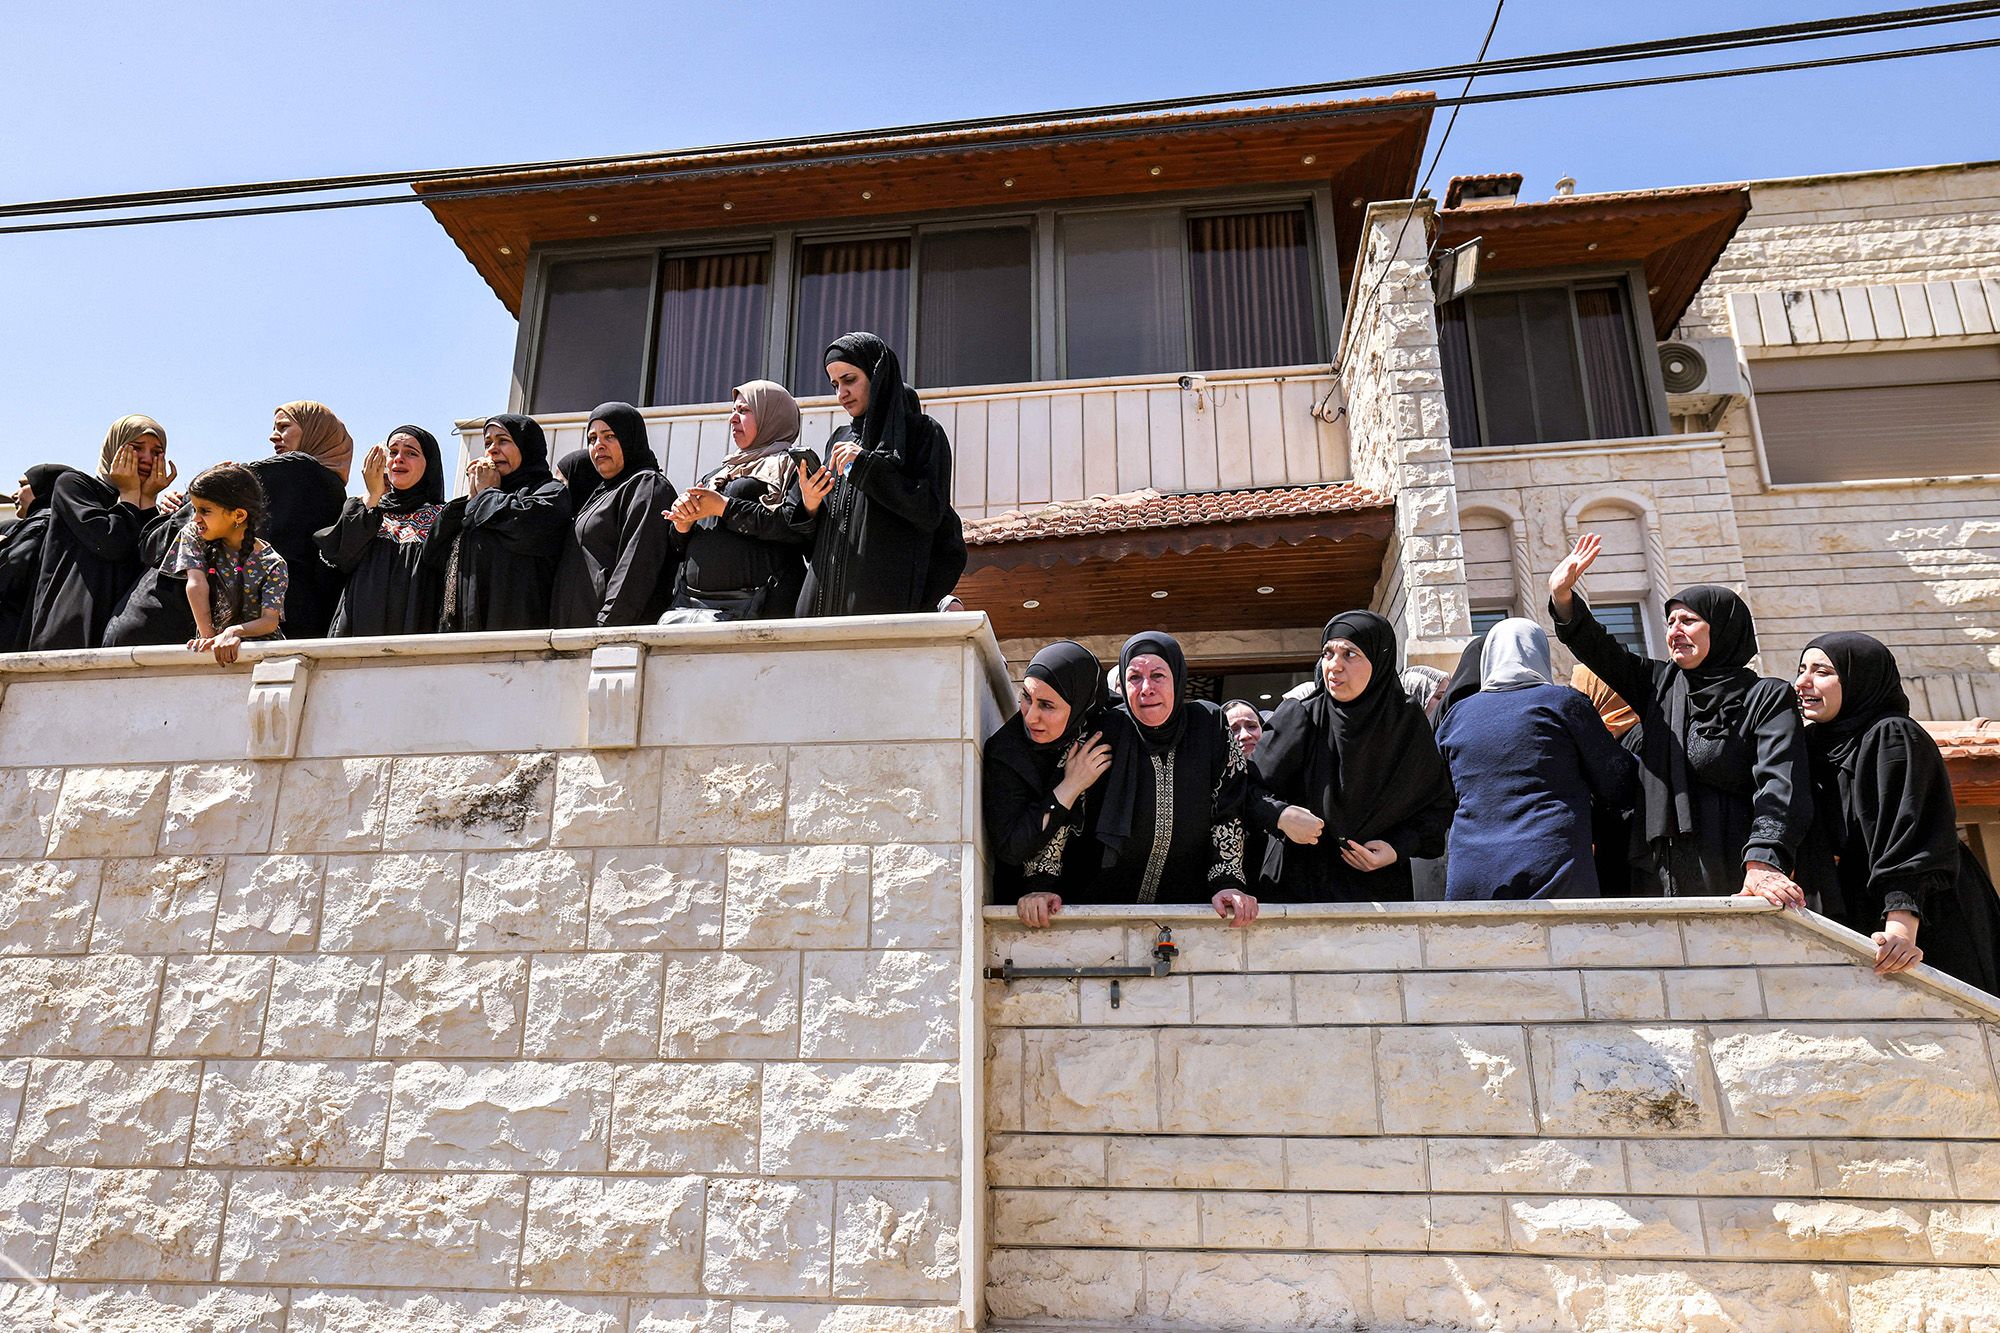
[660,380,825,622]
[25,414,177,650]
[248,400,353,637]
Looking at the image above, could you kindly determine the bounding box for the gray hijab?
[1480,617,1554,692]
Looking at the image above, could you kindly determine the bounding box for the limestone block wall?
[0,617,1009,1333]
[983,900,2000,1333]
[1674,162,2000,714]
[1337,200,1473,670]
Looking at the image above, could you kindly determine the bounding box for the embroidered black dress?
[318,426,448,639]
[983,641,1118,904]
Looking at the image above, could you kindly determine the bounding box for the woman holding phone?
[796,332,954,617]
[661,381,826,622]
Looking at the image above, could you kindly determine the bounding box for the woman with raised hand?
[430,413,571,633]
[1549,533,1813,900]
[988,641,1119,926]
[1795,633,2000,990]
[1249,611,1456,902]
[1435,618,1637,899]
[662,381,822,622]
[0,465,78,649]
[249,401,352,639]
[26,415,177,650]
[797,333,954,617]
[552,402,679,628]
[1085,631,1257,925]
[318,425,448,638]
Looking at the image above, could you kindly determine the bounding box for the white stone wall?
[1677,163,2000,715]
[984,900,2000,1332]
[0,618,1009,1333]
[1338,201,1473,670]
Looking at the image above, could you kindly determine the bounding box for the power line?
[1335,0,1508,378]
[4,29,1999,238]
[4,2,1999,224]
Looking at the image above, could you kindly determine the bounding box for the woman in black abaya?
[985,641,1119,925]
[552,403,679,628]
[0,465,77,650]
[1250,611,1456,902]
[252,401,354,639]
[796,333,955,617]
[27,415,177,651]
[1795,632,2000,992]
[319,425,447,638]
[1549,534,1813,901]
[430,413,571,633]
[1084,632,1256,923]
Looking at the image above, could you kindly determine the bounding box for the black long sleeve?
[1550,593,1658,709]
[51,474,148,562]
[846,425,951,533]
[316,498,386,573]
[1740,677,1814,875]
[598,474,679,626]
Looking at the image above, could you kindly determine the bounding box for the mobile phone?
[786,447,824,474]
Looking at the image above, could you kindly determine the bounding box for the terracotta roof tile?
[1926,718,2000,760]
[965,483,1392,546]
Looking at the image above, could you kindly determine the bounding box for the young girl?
[177,463,288,664]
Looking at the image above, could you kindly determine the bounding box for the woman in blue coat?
[1436,617,1638,899]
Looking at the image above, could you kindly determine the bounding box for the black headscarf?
[559,450,604,512]
[1438,632,1487,722]
[1116,631,1191,754]
[1254,611,1449,844]
[1091,631,1197,863]
[379,425,446,512]
[988,641,1110,792]
[1803,631,1910,771]
[20,464,78,518]
[1654,584,1762,838]
[825,333,924,458]
[585,402,661,485]
[484,414,554,494]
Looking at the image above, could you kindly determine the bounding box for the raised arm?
[1546,534,1657,708]
[50,472,147,562]
[315,498,384,573]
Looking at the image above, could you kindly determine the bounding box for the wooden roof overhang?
[1928,721,2000,812]
[1435,183,1752,337]
[413,94,1437,315]
[958,491,1394,642]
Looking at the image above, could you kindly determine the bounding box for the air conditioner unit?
[1656,336,1746,400]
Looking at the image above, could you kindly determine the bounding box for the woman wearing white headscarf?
[662,380,821,621]
[1435,617,1638,899]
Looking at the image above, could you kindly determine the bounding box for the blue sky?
[3,0,1996,493]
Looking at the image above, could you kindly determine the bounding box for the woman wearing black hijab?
[28,415,177,651]
[985,641,1119,925]
[428,414,571,632]
[1250,611,1457,902]
[1088,631,1257,922]
[552,402,680,628]
[1,465,78,650]
[1550,534,1813,900]
[797,333,955,617]
[318,425,448,638]
[1796,633,2000,991]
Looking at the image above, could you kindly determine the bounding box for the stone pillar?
[1338,199,1473,670]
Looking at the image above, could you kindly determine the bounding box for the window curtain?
[1575,286,1648,439]
[791,237,912,394]
[1187,210,1320,371]
[530,256,653,413]
[1437,299,1482,450]
[918,227,1032,388]
[652,250,770,407]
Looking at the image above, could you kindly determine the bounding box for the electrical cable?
[3,2,1999,225]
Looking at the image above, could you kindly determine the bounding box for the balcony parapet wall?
[984,898,2000,1333]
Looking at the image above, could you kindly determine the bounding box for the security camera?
[1177,373,1208,391]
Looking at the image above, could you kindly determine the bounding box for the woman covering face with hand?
[1088,632,1257,925]
[662,381,818,622]
[1550,535,1813,901]
[1794,633,2000,990]
[26,415,177,651]
[986,641,1120,927]
[552,402,680,628]
[428,413,571,633]
[317,425,448,638]
[1249,611,1456,902]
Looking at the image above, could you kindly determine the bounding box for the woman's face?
[1322,638,1372,703]
[827,360,870,419]
[13,477,33,514]
[1795,647,1844,723]
[271,410,302,453]
[483,423,520,477]
[587,420,625,479]
[1019,676,1074,746]
[1124,654,1175,728]
[1225,703,1263,758]
[385,433,427,490]
[1665,605,1712,669]
[728,394,760,449]
[128,433,165,482]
